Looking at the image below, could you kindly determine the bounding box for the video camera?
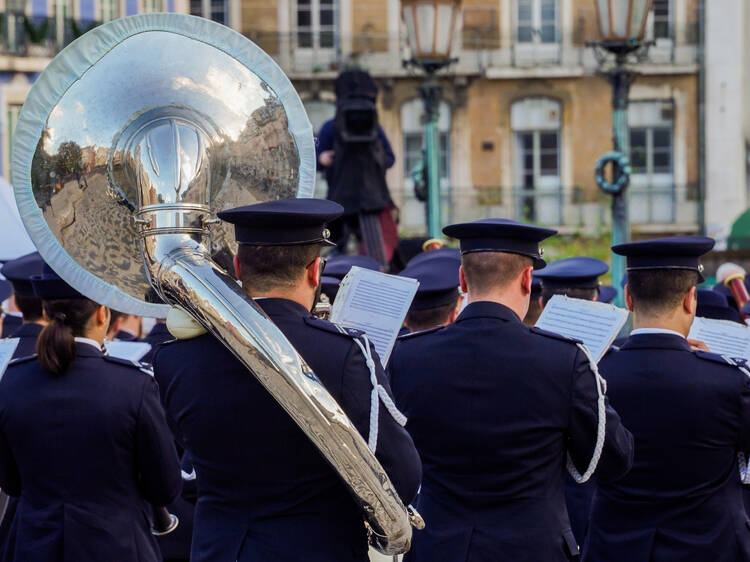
[334,70,379,143]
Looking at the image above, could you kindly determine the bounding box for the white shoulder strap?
[336,326,407,453]
[722,355,750,484]
[567,343,607,484]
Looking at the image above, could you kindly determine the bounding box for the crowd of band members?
[0,198,749,562]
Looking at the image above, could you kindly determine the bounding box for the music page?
[0,338,19,379]
[688,316,750,360]
[105,341,152,362]
[329,266,418,366]
[535,295,629,362]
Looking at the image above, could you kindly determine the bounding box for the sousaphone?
[12,13,417,554]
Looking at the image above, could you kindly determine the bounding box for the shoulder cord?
[567,343,607,484]
[722,355,750,484]
[346,331,407,453]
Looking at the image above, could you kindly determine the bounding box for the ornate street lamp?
[402,0,462,238]
[589,0,652,306]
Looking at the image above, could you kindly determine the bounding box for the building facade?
[1,0,705,237]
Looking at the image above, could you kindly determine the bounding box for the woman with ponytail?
[0,265,181,562]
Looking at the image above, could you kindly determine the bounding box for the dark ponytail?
[36,298,101,375]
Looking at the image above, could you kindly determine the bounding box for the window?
[52,0,74,47]
[6,104,22,177]
[189,0,228,25]
[517,0,557,43]
[100,0,119,22]
[651,0,670,40]
[142,0,163,13]
[511,98,562,225]
[401,99,451,232]
[296,0,336,49]
[629,100,674,223]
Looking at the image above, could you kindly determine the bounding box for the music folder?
[535,295,629,362]
[329,266,419,366]
[0,338,19,380]
[104,341,152,362]
[688,316,750,361]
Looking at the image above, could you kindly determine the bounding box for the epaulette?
[304,316,364,338]
[529,326,583,344]
[694,350,748,368]
[6,354,36,367]
[397,325,444,340]
[602,345,620,358]
[103,355,154,376]
[156,338,179,348]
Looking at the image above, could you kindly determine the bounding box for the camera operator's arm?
[316,120,335,168]
[377,126,395,169]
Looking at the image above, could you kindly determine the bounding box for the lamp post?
[589,0,652,306]
[402,0,462,239]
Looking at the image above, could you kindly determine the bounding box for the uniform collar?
[620,332,692,352]
[630,327,685,339]
[75,337,105,357]
[254,297,311,319]
[455,300,521,324]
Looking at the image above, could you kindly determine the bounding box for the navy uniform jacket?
[0,316,21,339]
[0,323,45,550]
[153,297,421,562]
[389,301,634,562]
[0,342,181,562]
[141,324,193,562]
[6,323,43,359]
[141,323,172,366]
[584,333,750,562]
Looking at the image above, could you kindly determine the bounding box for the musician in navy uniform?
[584,237,750,562]
[696,287,743,323]
[152,198,421,562]
[0,253,45,356]
[389,218,633,562]
[535,256,610,550]
[398,253,461,334]
[0,266,181,562]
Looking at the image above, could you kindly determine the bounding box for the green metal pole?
[420,76,443,239]
[609,58,633,307]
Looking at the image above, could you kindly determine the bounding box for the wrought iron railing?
[392,183,700,233]
[0,12,99,57]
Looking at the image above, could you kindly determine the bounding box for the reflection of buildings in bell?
[37,160,149,301]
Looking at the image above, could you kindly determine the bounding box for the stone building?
[1,0,706,237]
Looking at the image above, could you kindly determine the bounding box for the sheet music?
[0,339,19,379]
[105,341,152,362]
[535,295,629,362]
[329,266,419,366]
[688,316,750,360]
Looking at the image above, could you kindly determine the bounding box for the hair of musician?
[461,251,533,294]
[37,298,101,375]
[541,286,599,306]
[108,309,126,331]
[627,269,699,314]
[236,243,321,294]
[14,294,43,322]
[211,247,237,281]
[405,301,457,333]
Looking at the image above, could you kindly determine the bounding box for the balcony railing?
[0,12,99,57]
[1,10,699,72]
[392,184,701,234]
[241,27,699,77]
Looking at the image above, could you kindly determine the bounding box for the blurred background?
[1,0,748,277]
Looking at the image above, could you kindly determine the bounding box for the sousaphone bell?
[11,13,417,554]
